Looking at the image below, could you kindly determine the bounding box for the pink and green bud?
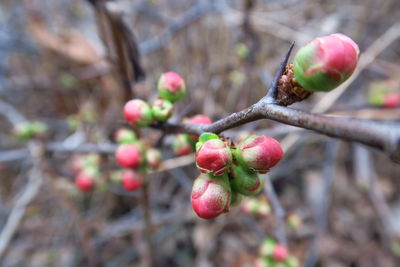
[196,138,232,176]
[123,99,153,127]
[185,115,213,139]
[293,33,359,92]
[191,173,231,219]
[13,121,47,141]
[75,172,95,192]
[230,164,263,196]
[272,245,288,262]
[241,198,271,216]
[172,134,195,156]
[115,128,137,144]
[157,72,186,102]
[146,148,162,169]
[236,135,283,173]
[383,93,400,108]
[259,238,277,257]
[116,144,142,168]
[122,169,142,191]
[186,115,212,125]
[151,99,174,121]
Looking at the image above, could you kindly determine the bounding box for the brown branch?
[150,43,400,163]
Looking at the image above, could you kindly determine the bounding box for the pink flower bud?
[123,99,153,127]
[75,173,95,192]
[146,148,162,169]
[294,33,359,92]
[151,99,174,122]
[191,174,231,219]
[196,139,232,176]
[116,144,141,168]
[172,134,195,156]
[122,169,142,191]
[230,164,263,196]
[383,93,400,108]
[115,128,137,144]
[272,245,288,262]
[187,115,212,125]
[185,115,213,139]
[157,72,186,102]
[236,135,283,173]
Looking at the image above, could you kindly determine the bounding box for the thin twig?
[304,141,339,267]
[264,177,287,246]
[0,143,43,261]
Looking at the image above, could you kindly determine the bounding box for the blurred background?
[0,0,400,266]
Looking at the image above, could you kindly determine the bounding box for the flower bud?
[272,245,288,262]
[293,33,359,92]
[383,93,400,108]
[115,128,137,144]
[259,238,276,257]
[116,144,142,168]
[146,148,162,169]
[185,115,212,139]
[230,164,263,196]
[196,139,232,176]
[151,99,174,121]
[254,258,270,267]
[236,135,283,173]
[187,115,212,125]
[157,72,186,102]
[191,174,231,219]
[13,121,47,141]
[123,99,153,127]
[122,169,142,191]
[75,173,95,192]
[172,134,195,156]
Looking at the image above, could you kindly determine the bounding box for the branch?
[139,1,214,55]
[264,177,287,246]
[0,143,44,261]
[150,43,400,163]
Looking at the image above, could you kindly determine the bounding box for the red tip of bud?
[122,169,142,191]
[187,115,212,125]
[383,93,400,108]
[75,173,94,192]
[116,144,141,168]
[272,245,288,262]
[237,135,283,173]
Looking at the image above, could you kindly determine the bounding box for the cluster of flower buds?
[172,115,212,156]
[293,33,359,92]
[241,196,271,217]
[71,153,100,192]
[191,133,283,219]
[114,128,162,192]
[13,121,47,141]
[368,80,400,108]
[255,238,298,267]
[123,72,186,127]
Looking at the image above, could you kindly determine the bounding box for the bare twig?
[264,177,287,246]
[304,141,339,267]
[139,1,214,55]
[280,23,400,153]
[0,143,43,261]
